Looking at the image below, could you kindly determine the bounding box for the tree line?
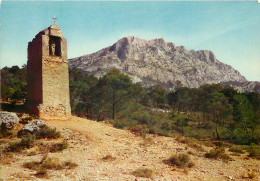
[1,66,259,145]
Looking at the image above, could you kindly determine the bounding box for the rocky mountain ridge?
[69,36,259,92]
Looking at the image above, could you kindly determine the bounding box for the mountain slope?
[69,36,257,91]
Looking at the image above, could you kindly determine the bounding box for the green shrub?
[112,119,127,129]
[229,145,243,153]
[132,168,153,178]
[35,125,61,139]
[175,117,188,127]
[7,134,36,152]
[7,142,21,152]
[233,128,249,145]
[20,134,36,148]
[165,153,195,168]
[248,144,260,159]
[50,141,69,152]
[191,128,212,140]
[18,125,61,139]
[205,147,232,162]
[205,148,222,159]
[132,111,155,125]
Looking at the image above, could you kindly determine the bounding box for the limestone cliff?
[69,36,259,92]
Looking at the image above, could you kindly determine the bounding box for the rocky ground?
[1,116,259,180]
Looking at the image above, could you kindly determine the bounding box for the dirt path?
[1,116,259,180]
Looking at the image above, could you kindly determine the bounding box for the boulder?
[18,120,45,137]
[0,111,19,130]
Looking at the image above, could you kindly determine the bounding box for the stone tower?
[27,24,71,118]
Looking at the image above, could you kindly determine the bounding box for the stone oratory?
[27,23,71,118]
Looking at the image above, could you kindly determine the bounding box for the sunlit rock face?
[69,36,259,92]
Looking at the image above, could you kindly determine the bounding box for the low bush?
[20,134,36,148]
[248,144,260,159]
[229,145,243,153]
[35,125,61,139]
[205,147,232,162]
[50,141,69,152]
[132,168,153,178]
[205,147,222,158]
[7,134,36,152]
[112,119,127,129]
[165,153,195,168]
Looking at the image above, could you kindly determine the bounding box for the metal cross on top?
[52,16,57,24]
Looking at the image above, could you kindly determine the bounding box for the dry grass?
[247,171,256,179]
[11,172,32,180]
[140,136,154,147]
[132,168,153,178]
[27,151,37,156]
[240,171,257,179]
[0,155,13,164]
[34,168,48,178]
[23,153,78,172]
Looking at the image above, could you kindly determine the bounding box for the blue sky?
[1,1,260,81]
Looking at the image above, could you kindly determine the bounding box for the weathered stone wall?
[27,24,71,118]
[27,35,43,114]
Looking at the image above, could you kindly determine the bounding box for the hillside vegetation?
[1,65,260,146]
